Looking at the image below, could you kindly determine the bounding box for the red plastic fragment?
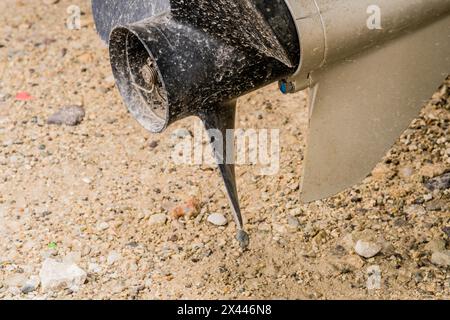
[15,92,33,101]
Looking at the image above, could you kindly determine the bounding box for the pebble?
[354,240,382,259]
[398,166,414,180]
[380,241,396,256]
[312,230,327,245]
[96,221,110,231]
[371,164,391,180]
[404,205,426,216]
[339,234,355,252]
[420,164,446,179]
[273,223,287,234]
[47,106,85,126]
[88,262,102,274]
[258,223,271,232]
[342,255,365,270]
[430,251,450,267]
[290,207,303,217]
[170,198,201,220]
[425,198,449,212]
[149,214,168,226]
[105,75,116,84]
[287,215,300,228]
[424,173,450,191]
[107,251,122,265]
[4,273,27,288]
[443,227,450,238]
[149,140,159,149]
[207,213,228,226]
[21,276,40,294]
[39,258,87,292]
[424,239,446,253]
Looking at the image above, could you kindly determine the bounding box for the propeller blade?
[200,102,250,249]
[300,15,450,202]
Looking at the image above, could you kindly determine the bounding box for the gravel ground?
[0,0,449,300]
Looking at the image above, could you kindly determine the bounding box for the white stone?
[398,166,414,180]
[39,258,87,292]
[96,221,110,231]
[21,276,40,294]
[88,262,102,274]
[107,251,121,265]
[430,251,450,267]
[82,177,92,184]
[149,214,168,226]
[207,213,228,226]
[354,240,382,259]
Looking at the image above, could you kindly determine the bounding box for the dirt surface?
[0,0,449,300]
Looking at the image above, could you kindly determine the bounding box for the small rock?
[443,227,450,238]
[272,223,287,234]
[4,273,27,288]
[430,251,450,267]
[398,166,414,180]
[343,255,365,270]
[290,208,303,217]
[39,258,87,292]
[105,75,115,84]
[425,198,449,212]
[170,197,201,220]
[96,221,110,231]
[312,230,328,245]
[107,251,122,265]
[82,177,92,184]
[424,172,450,191]
[394,217,407,227]
[332,245,347,257]
[420,164,446,179]
[149,214,168,226]
[258,223,271,232]
[47,105,85,126]
[110,280,126,294]
[207,213,228,226]
[380,241,396,256]
[339,234,355,252]
[149,140,159,149]
[424,239,446,253]
[287,215,300,228]
[354,240,382,259]
[371,164,392,180]
[404,205,426,216]
[88,262,102,274]
[21,276,40,294]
